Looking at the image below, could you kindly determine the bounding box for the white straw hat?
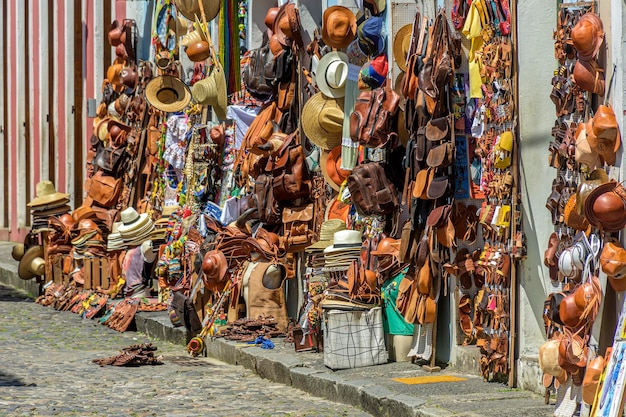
[316,51,349,98]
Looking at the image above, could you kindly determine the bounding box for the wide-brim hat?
[181,15,210,47]
[145,75,192,113]
[173,0,220,22]
[538,339,568,385]
[107,118,132,145]
[202,249,228,284]
[302,93,344,151]
[323,230,362,254]
[321,146,351,191]
[118,207,152,238]
[322,6,357,49]
[18,245,45,280]
[601,241,626,279]
[586,117,621,166]
[574,122,602,169]
[191,63,228,120]
[393,24,413,72]
[584,181,626,232]
[316,51,349,99]
[273,2,301,47]
[106,58,126,92]
[307,219,347,250]
[27,181,70,208]
[325,198,351,222]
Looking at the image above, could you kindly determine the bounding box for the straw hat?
[307,220,347,251]
[18,245,45,280]
[180,15,209,47]
[11,243,25,261]
[538,339,568,385]
[145,76,191,113]
[323,230,362,254]
[27,181,69,208]
[393,24,412,72]
[316,51,349,98]
[302,93,344,151]
[321,146,351,191]
[173,0,220,23]
[322,6,357,49]
[118,207,152,238]
[192,63,228,120]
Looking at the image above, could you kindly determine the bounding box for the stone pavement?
[0,242,554,417]
[0,282,372,417]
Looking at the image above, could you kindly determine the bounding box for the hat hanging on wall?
[301,93,345,151]
[191,63,228,120]
[357,16,386,56]
[145,75,192,113]
[393,24,413,72]
[316,51,349,98]
[173,0,220,23]
[358,54,388,90]
[322,6,357,49]
[321,145,351,191]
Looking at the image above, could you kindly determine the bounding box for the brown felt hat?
[322,6,357,49]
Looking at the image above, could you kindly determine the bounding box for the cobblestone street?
[0,283,371,417]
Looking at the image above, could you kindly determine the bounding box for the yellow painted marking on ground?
[393,375,467,385]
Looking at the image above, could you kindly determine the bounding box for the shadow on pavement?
[0,370,30,387]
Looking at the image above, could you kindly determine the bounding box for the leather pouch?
[425,115,452,141]
[426,175,450,200]
[86,171,122,208]
[426,141,455,168]
[282,204,314,253]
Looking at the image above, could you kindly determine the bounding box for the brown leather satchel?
[347,162,399,216]
[243,43,277,101]
[253,174,281,224]
[281,204,314,253]
[266,132,311,201]
[86,171,122,208]
[349,80,400,148]
[242,102,282,154]
[418,10,454,115]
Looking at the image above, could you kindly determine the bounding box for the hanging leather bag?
[267,132,311,201]
[347,162,399,216]
[86,171,123,208]
[349,80,400,148]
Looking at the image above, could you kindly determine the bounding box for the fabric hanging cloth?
[152,0,178,54]
[218,0,241,95]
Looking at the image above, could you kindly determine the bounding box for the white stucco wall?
[516,0,555,355]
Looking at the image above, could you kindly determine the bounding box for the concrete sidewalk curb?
[200,335,454,417]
